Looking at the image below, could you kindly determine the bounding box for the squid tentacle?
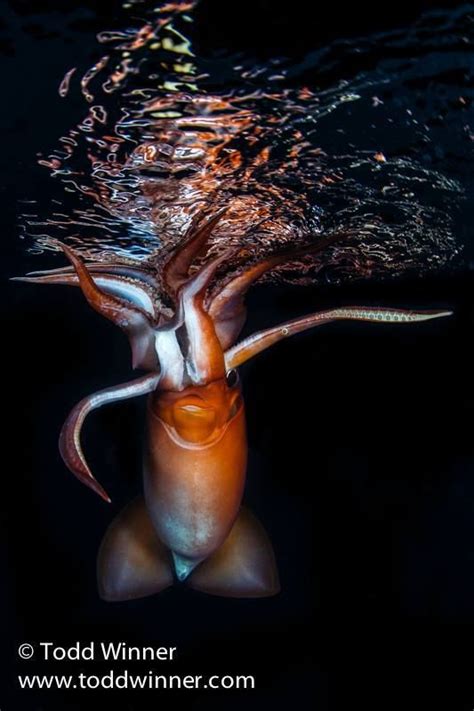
[143,248,237,389]
[225,306,452,369]
[58,243,150,320]
[13,272,160,320]
[208,230,351,349]
[177,248,237,383]
[60,372,161,502]
[23,262,160,289]
[57,244,159,370]
[162,207,228,299]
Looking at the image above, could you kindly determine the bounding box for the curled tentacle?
[60,372,161,502]
[225,306,452,369]
[209,231,350,349]
[162,207,228,300]
[58,244,159,370]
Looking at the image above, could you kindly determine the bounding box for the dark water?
[2,2,474,710]
[14,0,474,287]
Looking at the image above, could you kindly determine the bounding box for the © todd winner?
[38,642,177,662]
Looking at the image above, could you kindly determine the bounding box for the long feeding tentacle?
[225,306,452,369]
[60,372,161,502]
[208,231,351,349]
[162,208,228,300]
[58,244,159,370]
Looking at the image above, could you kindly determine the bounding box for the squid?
[14,210,451,600]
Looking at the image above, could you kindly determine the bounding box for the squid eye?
[226,369,239,388]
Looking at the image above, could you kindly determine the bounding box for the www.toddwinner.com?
[16,642,255,691]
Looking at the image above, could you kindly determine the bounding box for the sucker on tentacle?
[225,306,453,369]
[208,230,352,348]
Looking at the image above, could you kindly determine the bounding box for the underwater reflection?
[21,1,473,291]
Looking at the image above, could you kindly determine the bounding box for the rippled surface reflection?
[21,1,474,287]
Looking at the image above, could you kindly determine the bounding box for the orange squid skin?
[13,212,453,600]
[143,378,247,579]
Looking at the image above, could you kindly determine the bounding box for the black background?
[2,1,474,709]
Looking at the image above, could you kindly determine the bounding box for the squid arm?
[175,247,238,383]
[60,372,161,502]
[23,261,159,287]
[209,231,352,349]
[45,244,159,370]
[13,271,159,320]
[225,306,452,369]
[162,208,228,299]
